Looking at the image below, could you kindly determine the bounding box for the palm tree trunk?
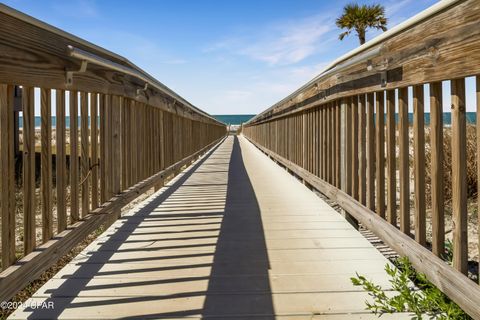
[358,29,366,45]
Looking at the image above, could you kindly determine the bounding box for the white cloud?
[208,14,332,66]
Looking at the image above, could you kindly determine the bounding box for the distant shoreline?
[18,114,257,128]
[17,113,475,129]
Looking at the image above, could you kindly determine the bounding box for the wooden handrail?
[243,0,480,317]
[0,3,227,302]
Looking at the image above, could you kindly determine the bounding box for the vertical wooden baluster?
[70,91,79,222]
[103,94,111,199]
[376,91,385,218]
[386,90,397,225]
[333,103,337,185]
[90,93,98,209]
[413,85,426,245]
[23,87,35,255]
[1,84,16,266]
[80,92,89,218]
[359,94,366,205]
[322,106,327,179]
[99,94,106,203]
[121,98,127,190]
[137,103,142,181]
[129,101,135,185]
[430,82,444,256]
[41,88,52,242]
[399,87,410,235]
[309,111,313,173]
[336,101,341,188]
[451,78,467,275]
[112,97,121,215]
[309,112,312,174]
[345,97,352,195]
[330,104,335,183]
[303,111,306,170]
[56,90,66,232]
[352,97,359,200]
[327,104,331,183]
[366,93,375,210]
[159,110,164,172]
[153,107,158,176]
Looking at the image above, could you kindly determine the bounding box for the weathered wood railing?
[0,4,226,301]
[244,0,480,317]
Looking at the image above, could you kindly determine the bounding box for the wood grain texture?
[40,88,53,243]
[366,93,375,210]
[430,82,444,257]
[244,136,480,320]
[386,90,396,226]
[375,91,385,218]
[0,129,225,305]
[56,89,67,233]
[70,91,79,223]
[451,78,467,275]
[90,93,99,210]
[359,94,366,206]
[413,85,426,246]
[0,84,15,268]
[398,87,409,235]
[351,97,359,201]
[22,87,35,256]
[99,94,106,204]
[80,92,89,218]
[344,97,352,195]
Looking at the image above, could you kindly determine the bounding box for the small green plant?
[442,239,454,264]
[351,257,470,319]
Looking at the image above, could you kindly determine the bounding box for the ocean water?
[212,114,255,125]
[17,113,477,128]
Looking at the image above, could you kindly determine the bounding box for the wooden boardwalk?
[10,136,411,319]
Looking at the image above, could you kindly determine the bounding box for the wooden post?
[23,87,35,255]
[413,85,426,245]
[451,78,468,275]
[430,82,444,257]
[70,91,79,222]
[112,96,121,217]
[344,97,352,195]
[1,84,16,267]
[56,89,67,232]
[351,97,359,201]
[335,101,341,188]
[398,87,409,235]
[386,90,397,226]
[99,94,106,203]
[359,94,366,205]
[366,93,375,210]
[375,91,385,218]
[80,92,89,218]
[41,88,53,242]
[90,93,99,209]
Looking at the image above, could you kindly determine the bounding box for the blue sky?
[4,0,450,115]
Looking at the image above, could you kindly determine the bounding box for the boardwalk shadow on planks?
[200,136,273,318]
[21,139,224,319]
[23,136,274,319]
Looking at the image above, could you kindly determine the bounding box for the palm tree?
[336,3,387,45]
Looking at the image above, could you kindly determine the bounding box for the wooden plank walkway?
[10,136,412,319]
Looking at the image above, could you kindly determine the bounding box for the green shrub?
[351,257,470,319]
